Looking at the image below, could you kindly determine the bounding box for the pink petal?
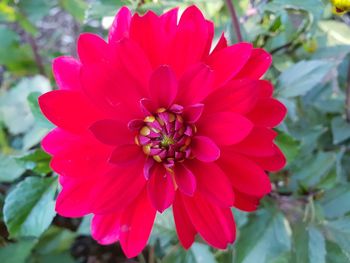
[89,119,132,145]
[159,8,178,35]
[108,6,131,45]
[235,48,272,80]
[174,163,196,196]
[203,79,259,114]
[183,104,204,124]
[147,165,175,212]
[77,33,111,64]
[182,193,236,249]
[219,152,271,197]
[246,98,287,127]
[173,192,197,249]
[109,144,142,165]
[230,127,277,157]
[177,63,214,105]
[206,43,253,88]
[187,160,234,207]
[203,20,214,58]
[91,212,121,245]
[149,65,177,108]
[52,56,81,91]
[119,190,156,258]
[198,112,253,145]
[39,90,103,133]
[191,136,220,162]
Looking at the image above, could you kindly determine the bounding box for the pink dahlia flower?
[39,5,286,258]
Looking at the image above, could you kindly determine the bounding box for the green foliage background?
[0,0,350,262]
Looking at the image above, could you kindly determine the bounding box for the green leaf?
[162,243,217,263]
[77,215,92,235]
[16,149,51,176]
[0,153,25,183]
[0,75,51,135]
[277,60,333,98]
[27,92,54,129]
[319,20,350,45]
[0,239,37,263]
[325,217,350,258]
[292,152,336,187]
[326,240,350,263]
[60,0,87,23]
[235,210,291,263]
[275,132,300,164]
[331,117,350,144]
[322,185,350,219]
[308,226,326,263]
[4,176,57,238]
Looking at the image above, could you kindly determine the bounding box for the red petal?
[147,165,175,212]
[234,190,261,212]
[182,193,236,249]
[247,98,287,127]
[116,39,152,91]
[42,128,74,155]
[77,33,111,64]
[149,65,177,108]
[93,162,146,214]
[206,43,252,88]
[177,63,214,105]
[173,192,197,249]
[174,163,196,196]
[191,136,220,162]
[169,6,211,76]
[211,33,227,54]
[204,79,259,114]
[198,112,253,145]
[81,62,143,118]
[109,144,142,165]
[119,190,156,258]
[258,80,273,98]
[90,119,132,145]
[183,104,204,123]
[187,160,234,207]
[52,56,81,91]
[39,90,103,133]
[230,127,277,157]
[108,6,131,45]
[91,212,121,245]
[219,152,271,197]
[235,48,272,79]
[56,176,102,217]
[250,145,286,172]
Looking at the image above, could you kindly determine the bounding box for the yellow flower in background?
[331,0,350,15]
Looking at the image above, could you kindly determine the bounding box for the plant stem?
[346,60,350,122]
[27,34,46,76]
[225,0,243,42]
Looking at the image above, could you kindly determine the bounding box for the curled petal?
[109,6,131,45]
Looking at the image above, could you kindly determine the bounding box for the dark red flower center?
[135,107,195,168]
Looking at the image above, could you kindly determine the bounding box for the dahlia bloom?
[39,5,286,258]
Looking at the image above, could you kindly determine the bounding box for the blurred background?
[0,0,350,262]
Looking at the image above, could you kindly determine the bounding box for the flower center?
[135,107,195,167]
